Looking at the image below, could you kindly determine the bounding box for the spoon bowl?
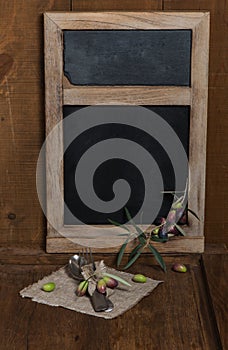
[68,254,87,280]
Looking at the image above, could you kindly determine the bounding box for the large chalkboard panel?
[63,30,192,86]
[63,106,189,225]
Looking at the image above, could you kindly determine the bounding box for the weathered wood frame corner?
[44,11,210,253]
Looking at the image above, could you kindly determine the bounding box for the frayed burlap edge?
[20,266,162,319]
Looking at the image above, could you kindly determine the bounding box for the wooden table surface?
[0,245,227,350]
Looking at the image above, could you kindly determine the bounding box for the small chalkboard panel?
[63,30,192,86]
[63,106,189,225]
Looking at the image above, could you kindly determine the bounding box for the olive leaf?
[117,240,128,267]
[124,207,146,239]
[123,250,142,270]
[104,272,131,287]
[161,190,185,194]
[129,243,144,261]
[172,195,184,207]
[108,219,130,232]
[174,223,186,236]
[148,244,166,272]
[138,234,147,245]
[108,217,131,267]
[187,208,200,221]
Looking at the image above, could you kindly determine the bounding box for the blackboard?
[63,30,192,86]
[63,106,190,225]
[44,11,209,253]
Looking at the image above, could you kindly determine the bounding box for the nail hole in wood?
[8,213,16,220]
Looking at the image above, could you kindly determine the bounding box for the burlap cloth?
[20,265,162,319]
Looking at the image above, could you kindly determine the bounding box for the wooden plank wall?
[0,0,227,251]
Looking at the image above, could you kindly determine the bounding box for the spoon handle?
[104,295,114,313]
[90,290,109,312]
[88,248,114,312]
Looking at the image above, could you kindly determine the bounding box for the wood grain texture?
[47,11,207,30]
[46,235,204,254]
[0,0,227,250]
[0,1,71,249]
[72,0,162,11]
[164,0,228,247]
[202,254,228,350]
[0,246,203,265]
[44,13,65,237]
[188,12,210,245]
[63,85,191,105]
[0,254,224,350]
[0,243,226,264]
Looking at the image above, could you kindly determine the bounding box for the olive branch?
[109,192,199,273]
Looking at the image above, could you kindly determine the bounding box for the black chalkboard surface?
[63,106,189,225]
[63,30,192,86]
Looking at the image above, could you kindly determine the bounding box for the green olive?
[97,279,107,294]
[172,263,187,273]
[132,274,147,283]
[76,280,89,297]
[42,282,56,292]
[172,202,182,209]
[152,227,159,235]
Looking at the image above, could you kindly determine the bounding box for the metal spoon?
[68,254,114,312]
[69,254,86,280]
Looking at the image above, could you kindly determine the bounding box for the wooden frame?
[44,11,209,253]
